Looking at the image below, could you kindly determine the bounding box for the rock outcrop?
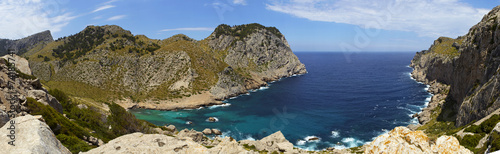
[239,131,295,153]
[0,56,63,114]
[364,127,471,154]
[0,115,71,154]
[410,5,500,127]
[0,30,53,56]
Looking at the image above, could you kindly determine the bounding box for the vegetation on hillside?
[26,89,161,153]
[214,23,283,40]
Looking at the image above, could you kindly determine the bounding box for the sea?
[130,52,432,150]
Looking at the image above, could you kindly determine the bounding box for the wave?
[259,86,269,90]
[208,103,231,109]
[341,137,366,148]
[331,131,340,138]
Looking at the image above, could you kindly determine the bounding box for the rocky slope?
[410,5,500,127]
[0,30,53,56]
[26,24,306,110]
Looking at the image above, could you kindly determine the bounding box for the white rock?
[0,115,71,154]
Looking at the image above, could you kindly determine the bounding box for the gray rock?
[27,90,63,113]
[0,109,9,128]
[410,6,500,127]
[77,104,88,109]
[176,129,205,143]
[0,115,71,154]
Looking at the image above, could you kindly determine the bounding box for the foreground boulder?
[364,127,471,154]
[0,115,70,154]
[239,131,294,153]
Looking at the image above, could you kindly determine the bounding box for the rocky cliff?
[0,30,53,56]
[410,6,500,127]
[26,24,306,109]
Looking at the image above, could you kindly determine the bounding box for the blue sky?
[0,0,498,51]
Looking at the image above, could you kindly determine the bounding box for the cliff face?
[410,6,500,126]
[0,30,53,56]
[27,24,306,108]
[207,24,307,99]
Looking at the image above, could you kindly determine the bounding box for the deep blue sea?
[130,52,432,150]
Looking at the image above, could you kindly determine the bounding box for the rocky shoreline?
[117,73,306,111]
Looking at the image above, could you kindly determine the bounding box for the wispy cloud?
[92,5,115,13]
[107,15,126,21]
[0,0,76,39]
[233,0,247,5]
[266,0,489,38]
[160,27,214,32]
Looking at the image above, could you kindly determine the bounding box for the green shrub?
[459,134,484,150]
[26,97,92,153]
[57,134,94,153]
[465,115,500,134]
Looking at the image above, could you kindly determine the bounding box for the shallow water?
[130,52,431,150]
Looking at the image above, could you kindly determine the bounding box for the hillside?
[26,24,306,110]
[410,5,500,153]
[0,30,53,56]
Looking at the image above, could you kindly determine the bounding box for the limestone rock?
[202,128,212,135]
[82,133,209,154]
[364,126,471,154]
[208,136,249,154]
[176,129,205,143]
[239,131,293,153]
[432,135,472,154]
[1,54,32,75]
[164,124,176,132]
[410,5,500,127]
[212,128,222,135]
[0,115,71,154]
[27,90,63,114]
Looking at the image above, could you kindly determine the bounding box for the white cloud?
[107,15,126,21]
[233,0,247,5]
[0,0,76,39]
[160,27,214,32]
[92,5,115,13]
[266,0,489,37]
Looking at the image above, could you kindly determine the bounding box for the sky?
[0,0,498,52]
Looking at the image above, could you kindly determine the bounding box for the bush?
[26,97,92,153]
[459,134,484,150]
[464,115,500,134]
[57,134,94,153]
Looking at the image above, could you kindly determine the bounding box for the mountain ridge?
[26,23,307,110]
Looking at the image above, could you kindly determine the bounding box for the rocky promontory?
[26,24,306,110]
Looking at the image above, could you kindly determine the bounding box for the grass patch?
[464,114,500,134]
[428,37,464,58]
[458,134,485,150]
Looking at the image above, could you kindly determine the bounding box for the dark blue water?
[130,52,431,150]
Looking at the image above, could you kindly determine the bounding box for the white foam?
[296,140,306,145]
[208,103,231,109]
[341,137,365,148]
[259,86,269,90]
[243,135,255,141]
[185,121,192,125]
[331,131,340,138]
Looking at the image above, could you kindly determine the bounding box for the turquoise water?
[130,52,431,150]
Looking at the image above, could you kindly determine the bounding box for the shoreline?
[116,73,306,111]
[407,66,450,130]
